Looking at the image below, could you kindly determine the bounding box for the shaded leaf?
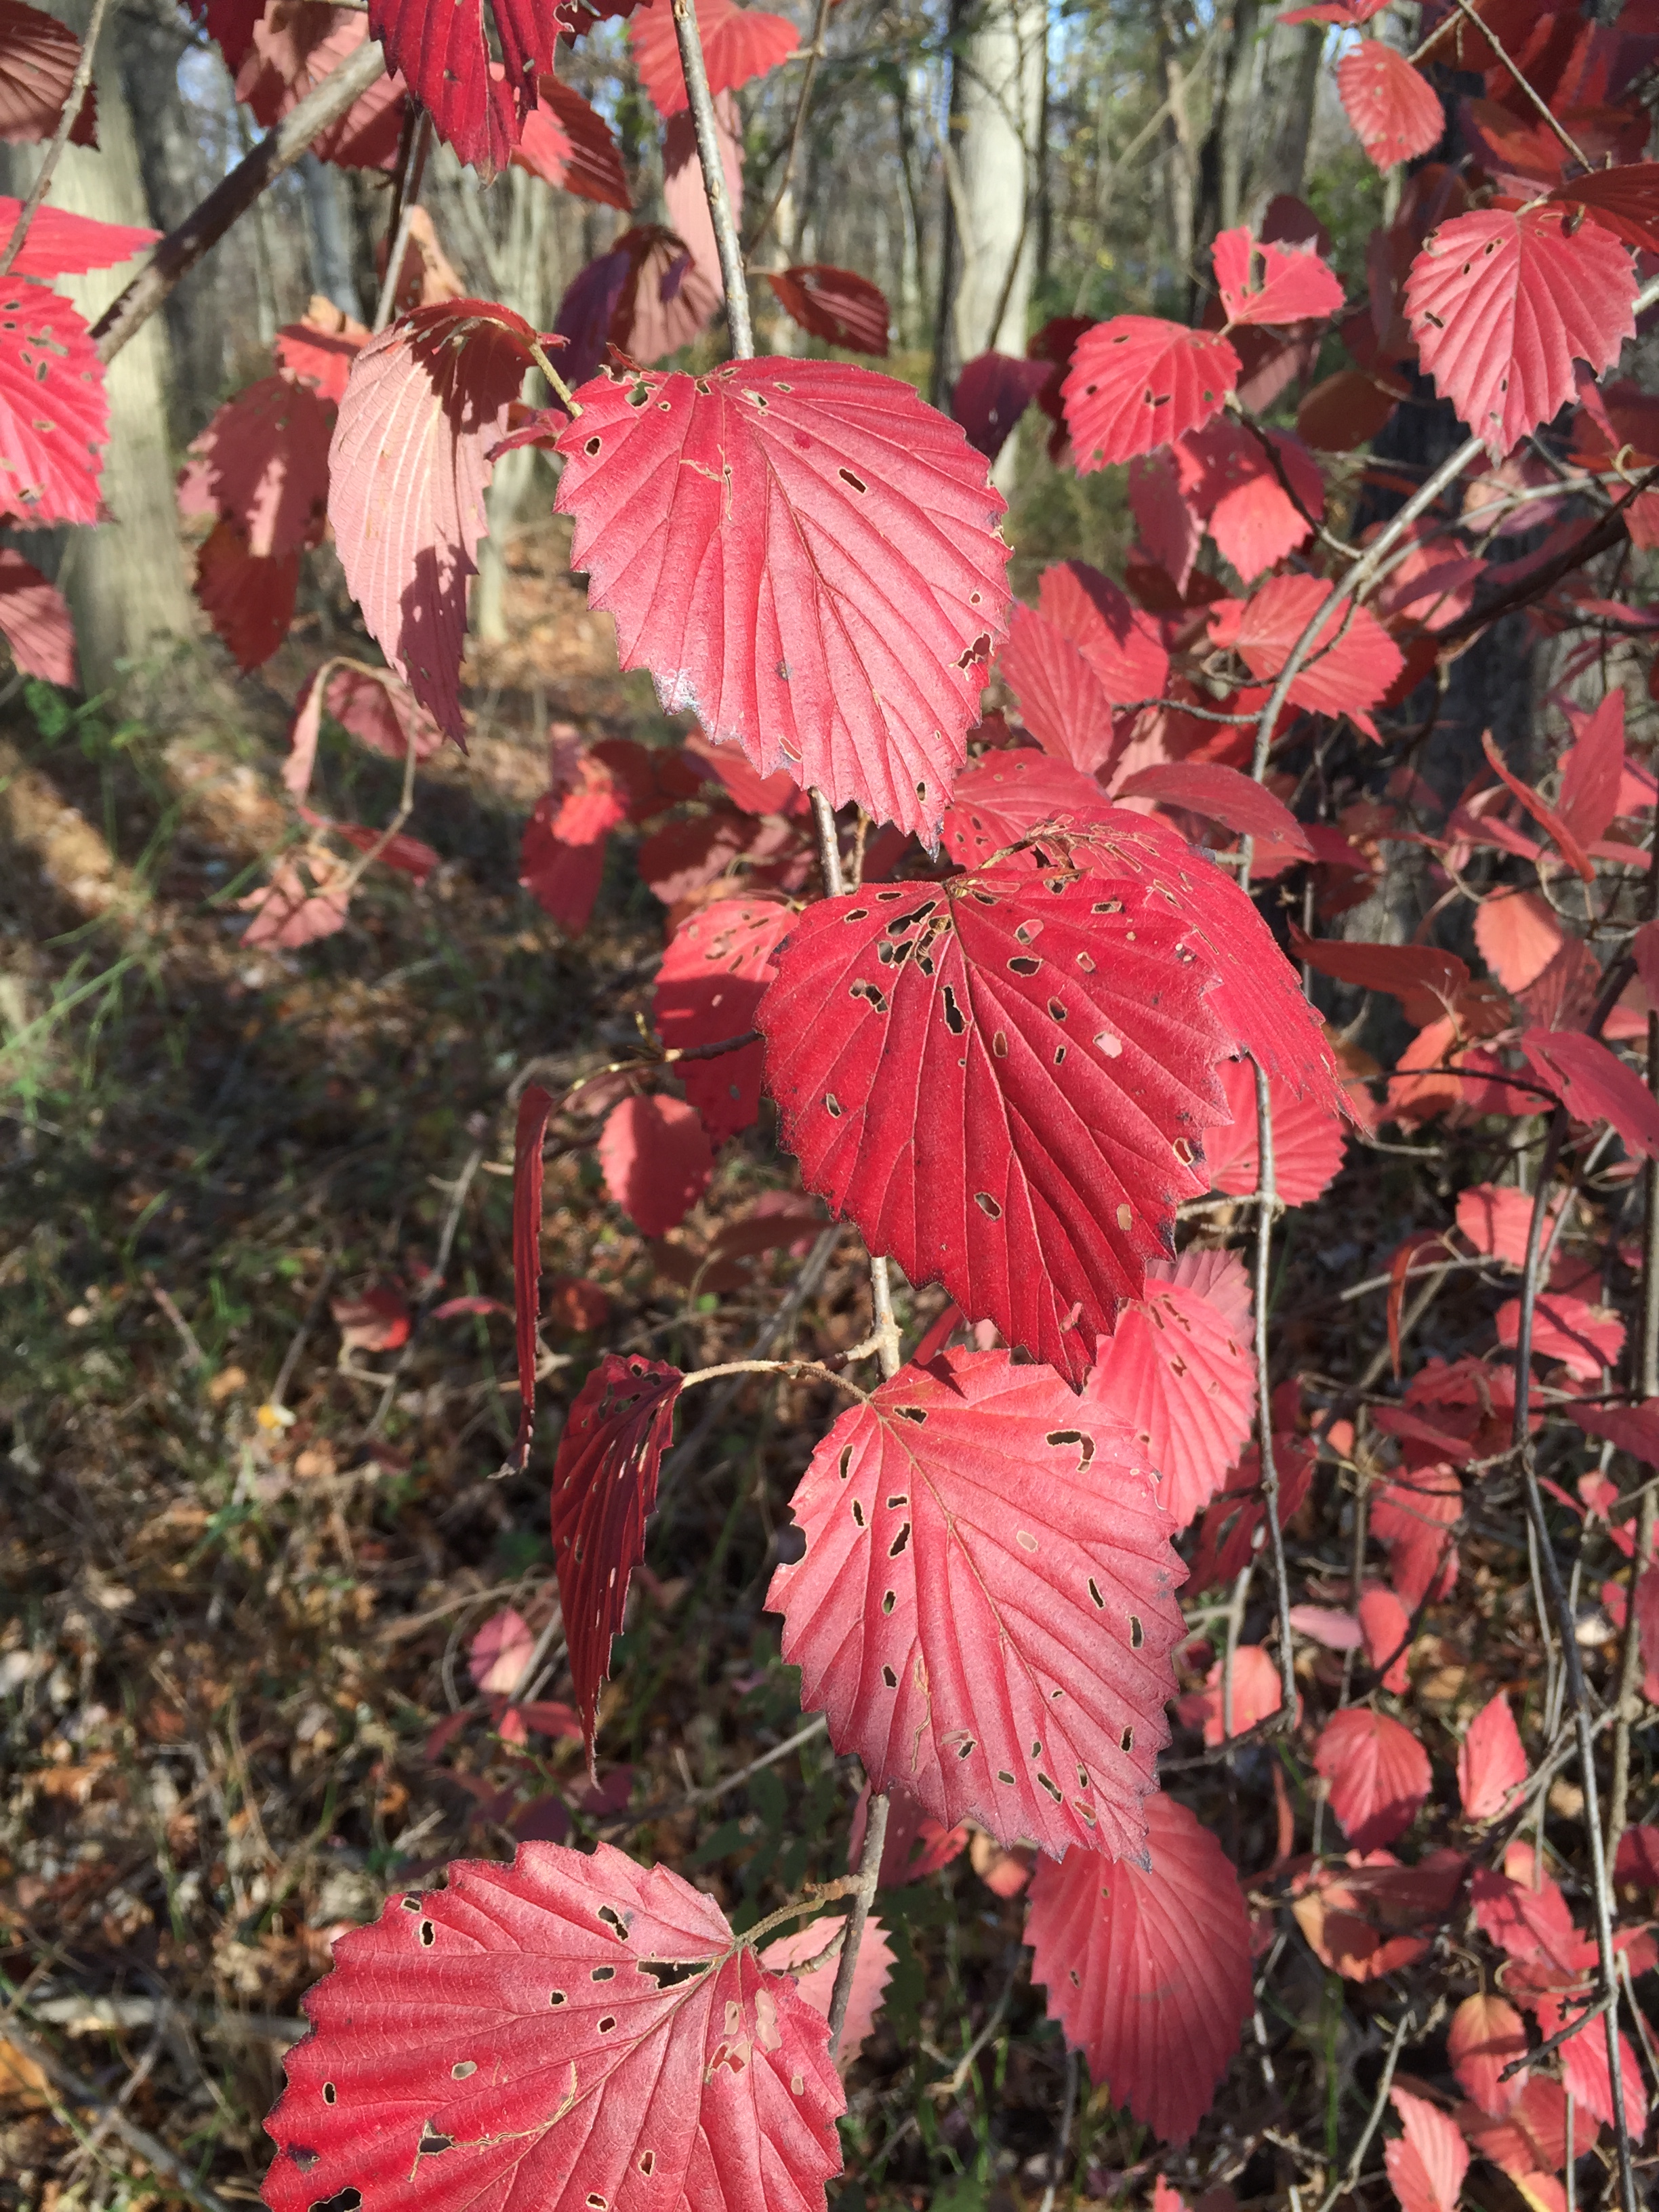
[951,350,1052,462]
[998,600,1119,773]
[195,520,298,672]
[0,547,73,684]
[940,748,1119,867]
[654,895,792,1145]
[1176,1643,1284,1742]
[768,264,890,355]
[1114,761,1312,853]
[1520,1027,1659,1158]
[1448,1990,1529,2116]
[0,0,94,145]
[760,1915,894,2070]
[1208,573,1404,736]
[1531,1993,1645,2140]
[274,296,368,405]
[1371,1465,1461,1609]
[186,372,333,559]
[512,73,631,209]
[597,1094,713,1237]
[1038,557,1169,703]
[519,754,628,935]
[1202,1052,1349,1208]
[1313,1706,1431,1849]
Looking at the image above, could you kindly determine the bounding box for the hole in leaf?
[886,1493,908,1507]
[958,1737,976,1759]
[882,1589,896,1614]
[839,467,867,493]
[592,1965,615,1982]
[1076,951,1094,972]
[308,2194,360,2212]
[1091,899,1122,915]
[883,1664,898,1687]
[1093,1029,1122,1057]
[1008,956,1040,976]
[1088,1578,1105,1609]
[1016,1530,1038,1553]
[838,1446,853,1481]
[583,436,601,455]
[992,1029,1008,1057]
[895,1406,926,1423]
[1038,1771,1061,1801]
[640,1959,705,1989]
[851,1498,865,1527]
[597,1904,629,1940]
[550,1989,567,2005]
[824,1092,842,1118]
[1047,999,1067,1021]
[941,984,966,1034]
[400,1896,421,1912]
[998,1769,1015,1785]
[1130,1615,1143,1648]
[418,2131,454,2156]
[888,1521,911,1557]
[419,1921,435,1946]
[640,2153,655,2176]
[1121,1726,1134,1752]
[322,2083,336,2104]
[1078,1765,1089,1788]
[974,1191,1002,1218]
[598,2015,617,2032]
[451,2061,476,2080]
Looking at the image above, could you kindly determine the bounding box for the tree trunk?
[1191,0,1260,313]
[300,152,362,321]
[1243,17,1324,220]
[473,165,550,647]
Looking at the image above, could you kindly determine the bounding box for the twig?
[146,1277,207,1370]
[267,1256,337,1415]
[0,2026,235,2212]
[745,0,831,265]
[371,110,432,333]
[1446,0,1591,168]
[0,0,108,282]
[92,35,388,363]
[1313,2008,1413,2212]
[828,1785,888,2057]
[670,0,752,357]
[809,786,844,895]
[679,1355,871,1403]
[1038,2047,1080,2212]
[1500,1991,1610,2080]
[1250,1056,1298,1719]
[924,1953,1020,2099]
[868,1254,902,1380]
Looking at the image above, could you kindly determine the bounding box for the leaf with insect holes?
[1211,224,1343,327]
[0,279,106,525]
[1063,317,1241,469]
[1458,1691,1528,1822]
[1405,206,1635,459]
[186,373,333,560]
[0,0,95,144]
[756,866,1233,1383]
[1314,1706,1431,1849]
[1385,2086,1469,2212]
[1026,1792,1252,2144]
[1449,1990,1529,2116]
[1086,1248,1256,1530]
[329,300,538,741]
[654,896,794,1146]
[1520,1029,1659,1158]
[0,548,73,684]
[766,1348,1186,1860]
[940,750,1119,868]
[998,601,1120,774]
[552,358,1010,842]
[598,1094,713,1237]
[365,0,577,177]
[1203,1054,1349,1208]
[261,1839,845,2212]
[512,73,631,209]
[550,1354,682,1767]
[1209,573,1404,737]
[760,1915,895,2071]
[1039,558,1169,703]
[768,264,890,355]
[629,0,797,116]
[1336,43,1443,171]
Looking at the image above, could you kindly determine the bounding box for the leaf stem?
[678,1356,872,1404]
[669,0,753,359]
[0,0,108,284]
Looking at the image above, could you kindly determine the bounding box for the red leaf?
[1551,160,1659,253]
[1472,1855,1578,1973]
[1064,318,1241,469]
[1115,762,1313,854]
[1027,1793,1252,2144]
[1290,926,1470,1025]
[1313,1706,1431,1850]
[1177,1643,1285,1742]
[237,854,350,946]
[1475,888,1564,992]
[597,1093,713,1236]
[1405,206,1635,459]
[629,0,797,116]
[1290,1849,1463,1983]
[546,1275,613,1333]
[653,895,792,1145]
[757,864,1230,1381]
[1359,1585,1412,1692]
[511,73,631,210]
[684,724,802,815]
[1457,1182,1559,1267]
[1203,1052,1349,1207]
[0,197,151,276]
[1495,1288,1625,1380]
[1336,43,1443,171]
[432,1294,507,1320]
[0,548,73,684]
[508,1084,554,1471]
[331,1282,411,1353]
[550,1353,682,1765]
[1372,1465,1461,1608]
[1385,2086,1469,2212]
[552,357,1011,842]
[1531,1994,1646,2139]
[366,0,575,176]
[262,1840,846,2212]
[1457,1692,1528,1822]
[767,1347,1186,1860]
[768,264,890,355]
[1128,448,1201,590]
[940,748,1119,866]
[636,806,758,905]
[519,754,628,935]
[274,300,367,405]
[1459,2074,1572,2179]
[951,350,1053,462]
[0,279,106,525]
[1520,1028,1659,1158]
[1212,224,1343,327]
[329,300,537,739]
[999,601,1119,773]
[0,0,94,145]
[235,7,407,168]
[1040,558,1170,703]
[195,520,297,672]
[1178,419,1324,582]
[186,373,333,560]
[1558,691,1624,847]
[1569,1396,1659,1467]
[760,1914,895,2069]
[1449,1990,1529,2116]
[1088,1248,1256,1530]
[1479,729,1595,880]
[1208,574,1404,735]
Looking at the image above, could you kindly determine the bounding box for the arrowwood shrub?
[14,0,1659,2205]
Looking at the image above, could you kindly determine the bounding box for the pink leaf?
[1448,1990,1529,2116]
[597,1094,713,1237]
[1027,1793,1252,2144]
[998,601,1119,773]
[1359,1584,1412,1692]
[1496,1288,1626,1379]
[1475,888,1566,992]
[940,747,1119,867]
[1521,1027,1659,1158]
[1212,224,1343,327]
[1385,2085,1469,2212]
[1114,762,1313,854]
[237,853,349,947]
[1177,1643,1285,1743]
[552,357,1011,842]
[1456,1182,1559,1267]
[0,279,106,525]
[1063,318,1242,469]
[767,264,890,355]
[661,94,740,306]
[1088,1248,1257,1530]
[1289,1603,1364,1650]
[550,1354,682,1767]
[1558,691,1624,848]
[1457,1692,1528,1821]
[1405,207,1635,459]
[1313,1706,1431,1850]
[0,548,73,684]
[432,1294,507,1319]
[1551,160,1659,253]
[760,1915,895,2070]
[653,896,793,1146]
[331,1282,412,1353]
[1129,449,1202,590]
[1472,1856,1578,1973]
[329,300,537,741]
[1569,1396,1659,1467]
[767,1347,1186,1860]
[629,0,797,116]
[262,1840,846,2212]
[951,350,1053,462]
[1336,43,1443,171]
[468,1606,535,1694]
[1204,1053,1349,1208]
[1178,418,1324,581]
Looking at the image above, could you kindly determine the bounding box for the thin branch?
[678,1355,871,1402]
[745,0,831,265]
[827,1785,888,2055]
[868,1254,902,1380]
[0,0,108,283]
[809,786,844,894]
[1500,1992,1611,2080]
[1446,0,1591,169]
[670,0,752,357]
[1250,1054,1298,1719]
[93,35,388,363]
[371,110,432,333]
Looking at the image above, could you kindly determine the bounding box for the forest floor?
[0,515,1622,2211]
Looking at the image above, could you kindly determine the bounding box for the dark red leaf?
[299,806,439,883]
[684,725,802,815]
[0,548,73,684]
[1406,206,1635,459]
[1313,1706,1431,1849]
[1297,365,1401,451]
[998,601,1119,773]
[367,0,575,176]
[1568,1395,1659,1467]
[628,0,797,116]
[769,264,890,355]
[1064,316,1241,470]
[1551,160,1659,253]
[262,1840,846,2212]
[1188,1429,1315,1591]
[511,73,631,209]
[274,300,368,405]
[1457,1691,1528,1822]
[951,350,1053,462]
[194,520,297,672]
[329,300,538,739]
[597,1093,713,1235]
[332,1281,411,1353]
[1115,762,1313,853]
[653,895,793,1145]
[0,279,106,525]
[518,754,628,934]
[237,7,407,169]
[186,373,333,560]
[636,806,758,905]
[1336,43,1443,170]
[507,1084,555,1471]
[550,1353,682,1765]
[767,1347,1186,1858]
[0,0,94,144]
[552,356,1011,841]
[1027,1793,1253,2143]
[1039,559,1170,707]
[1211,224,1343,327]
[1521,1028,1659,1158]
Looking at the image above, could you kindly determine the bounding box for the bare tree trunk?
[1158,4,1197,311]
[1191,0,1259,312]
[300,151,362,321]
[473,165,550,647]
[1244,17,1324,219]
